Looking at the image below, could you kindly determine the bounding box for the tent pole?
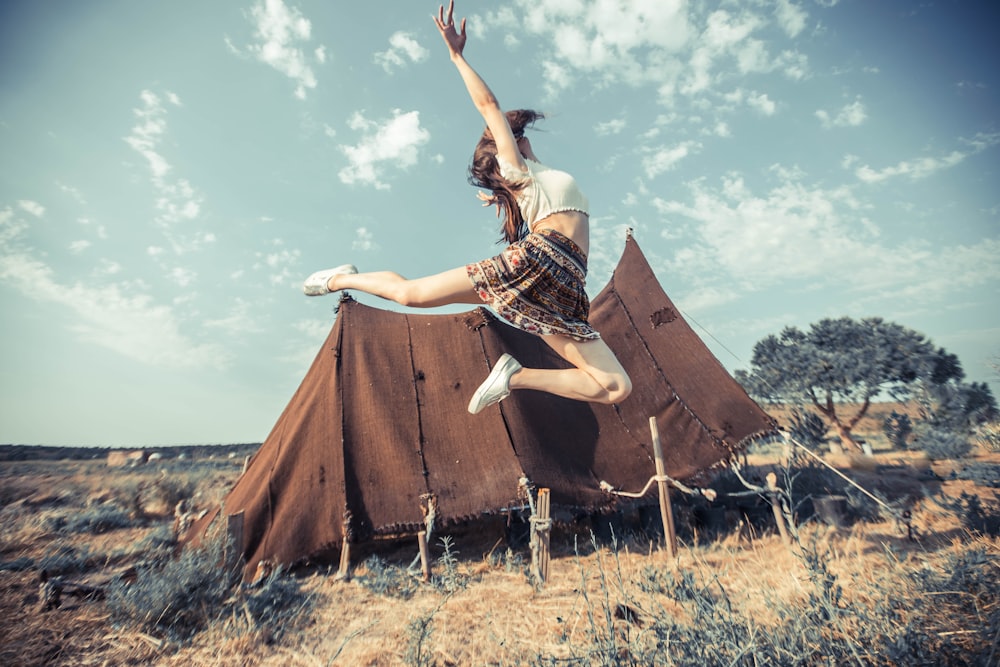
[649,417,677,559]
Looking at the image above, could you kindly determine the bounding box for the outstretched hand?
[433,0,467,58]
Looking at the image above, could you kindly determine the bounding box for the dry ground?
[1,438,997,666]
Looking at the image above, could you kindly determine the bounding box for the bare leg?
[509,335,632,404]
[329,266,482,308]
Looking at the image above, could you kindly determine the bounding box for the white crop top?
[497,157,590,231]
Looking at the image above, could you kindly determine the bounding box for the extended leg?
[327,266,482,308]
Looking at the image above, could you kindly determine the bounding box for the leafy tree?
[736,317,960,452]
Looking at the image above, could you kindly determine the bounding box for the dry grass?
[1,442,998,666]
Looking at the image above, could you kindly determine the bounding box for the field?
[1,416,998,666]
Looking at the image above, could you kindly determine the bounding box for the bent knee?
[600,372,632,404]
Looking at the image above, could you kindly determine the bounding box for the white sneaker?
[468,353,522,414]
[303,264,358,296]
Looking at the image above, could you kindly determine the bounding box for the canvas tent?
[196,234,775,578]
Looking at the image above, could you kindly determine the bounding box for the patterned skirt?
[467,228,600,341]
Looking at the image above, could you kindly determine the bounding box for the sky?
[1,0,997,446]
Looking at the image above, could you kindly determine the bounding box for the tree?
[735,317,952,453]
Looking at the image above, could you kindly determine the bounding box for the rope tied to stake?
[600,476,717,502]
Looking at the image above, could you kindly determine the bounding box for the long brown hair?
[468,109,544,244]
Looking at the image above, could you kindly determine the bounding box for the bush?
[41,506,134,535]
[37,544,96,575]
[914,425,972,460]
[107,532,235,640]
[883,410,913,449]
[356,555,419,600]
[787,408,829,450]
[107,530,312,643]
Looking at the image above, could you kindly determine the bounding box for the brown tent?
[201,233,774,577]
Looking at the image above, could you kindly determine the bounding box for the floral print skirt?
[466,228,600,341]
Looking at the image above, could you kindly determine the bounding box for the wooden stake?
[537,488,551,583]
[337,510,353,581]
[766,472,791,544]
[225,511,245,574]
[336,541,351,581]
[418,531,431,582]
[649,417,677,559]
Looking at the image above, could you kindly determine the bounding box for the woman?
[303,0,631,415]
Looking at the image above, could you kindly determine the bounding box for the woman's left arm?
[433,1,525,171]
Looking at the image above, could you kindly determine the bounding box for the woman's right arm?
[433,1,525,171]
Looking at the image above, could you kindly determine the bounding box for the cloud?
[374,31,429,73]
[853,132,999,183]
[649,171,998,313]
[69,240,91,254]
[475,1,811,104]
[338,110,431,189]
[0,209,228,370]
[594,117,627,136]
[352,226,378,251]
[254,242,302,286]
[18,200,45,217]
[205,298,263,335]
[643,140,700,179]
[747,91,777,115]
[774,0,808,38]
[124,90,209,255]
[816,96,866,128]
[477,0,692,91]
[233,0,323,99]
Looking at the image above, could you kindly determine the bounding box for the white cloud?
[854,132,999,184]
[0,213,228,369]
[747,91,777,115]
[236,0,323,99]
[69,240,91,254]
[650,172,998,312]
[774,0,808,38]
[18,200,45,217]
[478,0,691,92]
[352,226,378,251]
[643,140,700,179]
[124,90,208,254]
[253,242,301,286]
[338,110,431,189]
[816,97,866,128]
[594,117,627,136]
[169,266,197,287]
[374,31,429,73]
[205,298,262,334]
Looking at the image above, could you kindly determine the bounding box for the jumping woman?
[303,0,631,414]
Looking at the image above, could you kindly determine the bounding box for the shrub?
[914,425,972,460]
[37,544,96,575]
[883,410,913,449]
[356,555,419,600]
[107,532,235,640]
[787,408,829,450]
[150,472,199,510]
[107,529,311,644]
[41,506,134,535]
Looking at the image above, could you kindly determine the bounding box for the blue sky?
[1,0,997,446]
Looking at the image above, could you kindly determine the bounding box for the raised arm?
[433,1,525,171]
